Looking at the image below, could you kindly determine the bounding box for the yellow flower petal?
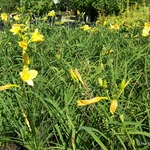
[0,84,19,91]
[21,109,31,131]
[142,28,150,36]
[77,10,80,15]
[13,15,20,21]
[70,68,78,82]
[11,24,25,27]
[74,68,84,85]
[110,100,118,114]
[144,22,150,29]
[77,97,108,106]
[27,80,34,86]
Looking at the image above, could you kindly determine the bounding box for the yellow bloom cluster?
[10,24,44,50]
[1,23,44,89]
[9,23,44,87]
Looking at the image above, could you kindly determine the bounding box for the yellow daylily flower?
[0,84,19,91]
[13,15,20,21]
[110,100,118,114]
[23,52,30,65]
[10,26,21,35]
[48,10,55,17]
[80,25,91,31]
[74,68,84,85]
[144,22,150,29]
[98,77,103,87]
[77,97,108,106]
[117,78,131,99]
[70,68,78,82]
[19,66,38,86]
[18,41,28,50]
[70,68,84,84]
[103,20,107,26]
[29,29,44,43]
[21,109,31,131]
[142,28,150,36]
[1,13,8,22]
[10,24,26,35]
[77,10,80,15]
[110,24,120,30]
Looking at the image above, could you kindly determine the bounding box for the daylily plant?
[77,78,131,115]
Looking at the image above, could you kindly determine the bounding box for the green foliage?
[0,4,150,149]
[61,0,149,16]
[19,0,54,15]
[92,0,148,16]
[0,0,20,13]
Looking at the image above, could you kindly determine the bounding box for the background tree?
[0,0,20,13]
